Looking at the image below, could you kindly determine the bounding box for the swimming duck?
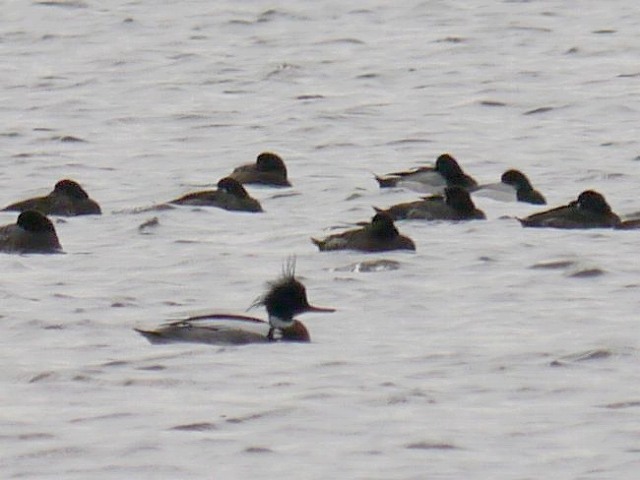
[228,152,291,187]
[3,179,101,216]
[312,212,416,252]
[375,186,486,221]
[475,170,546,205]
[0,211,63,254]
[375,153,478,193]
[169,177,263,212]
[135,264,334,345]
[519,190,621,229]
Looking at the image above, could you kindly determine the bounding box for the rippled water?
[2,1,639,479]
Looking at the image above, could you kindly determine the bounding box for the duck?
[375,186,486,221]
[169,177,263,212]
[312,212,416,252]
[0,210,63,254]
[2,179,101,216]
[519,190,621,229]
[228,152,291,187]
[374,153,478,193]
[135,263,334,345]
[474,169,546,205]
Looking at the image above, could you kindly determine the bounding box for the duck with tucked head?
[228,152,291,187]
[312,212,416,252]
[375,186,486,221]
[519,190,621,229]
[0,211,63,254]
[375,153,478,193]
[169,177,263,212]
[3,179,101,216]
[135,262,334,345]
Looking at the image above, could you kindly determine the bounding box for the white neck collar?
[269,315,294,329]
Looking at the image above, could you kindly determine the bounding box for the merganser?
[135,264,334,345]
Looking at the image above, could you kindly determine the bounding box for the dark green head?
[255,268,334,320]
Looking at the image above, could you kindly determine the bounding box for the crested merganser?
[135,263,334,345]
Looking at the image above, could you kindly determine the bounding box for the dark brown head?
[369,212,399,240]
[435,154,464,179]
[256,152,287,175]
[54,179,89,200]
[501,170,532,190]
[576,190,612,215]
[17,210,56,233]
[217,177,249,198]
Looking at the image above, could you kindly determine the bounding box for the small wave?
[385,138,433,146]
[244,446,273,453]
[530,260,576,270]
[599,400,640,409]
[435,36,466,43]
[524,106,554,115]
[566,267,606,278]
[138,216,161,234]
[550,348,613,366]
[296,94,324,100]
[405,441,459,450]
[51,135,86,143]
[480,100,508,107]
[316,38,366,45]
[170,422,217,431]
[35,0,88,8]
[334,259,401,273]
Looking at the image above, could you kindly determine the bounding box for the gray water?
[2,1,639,479]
